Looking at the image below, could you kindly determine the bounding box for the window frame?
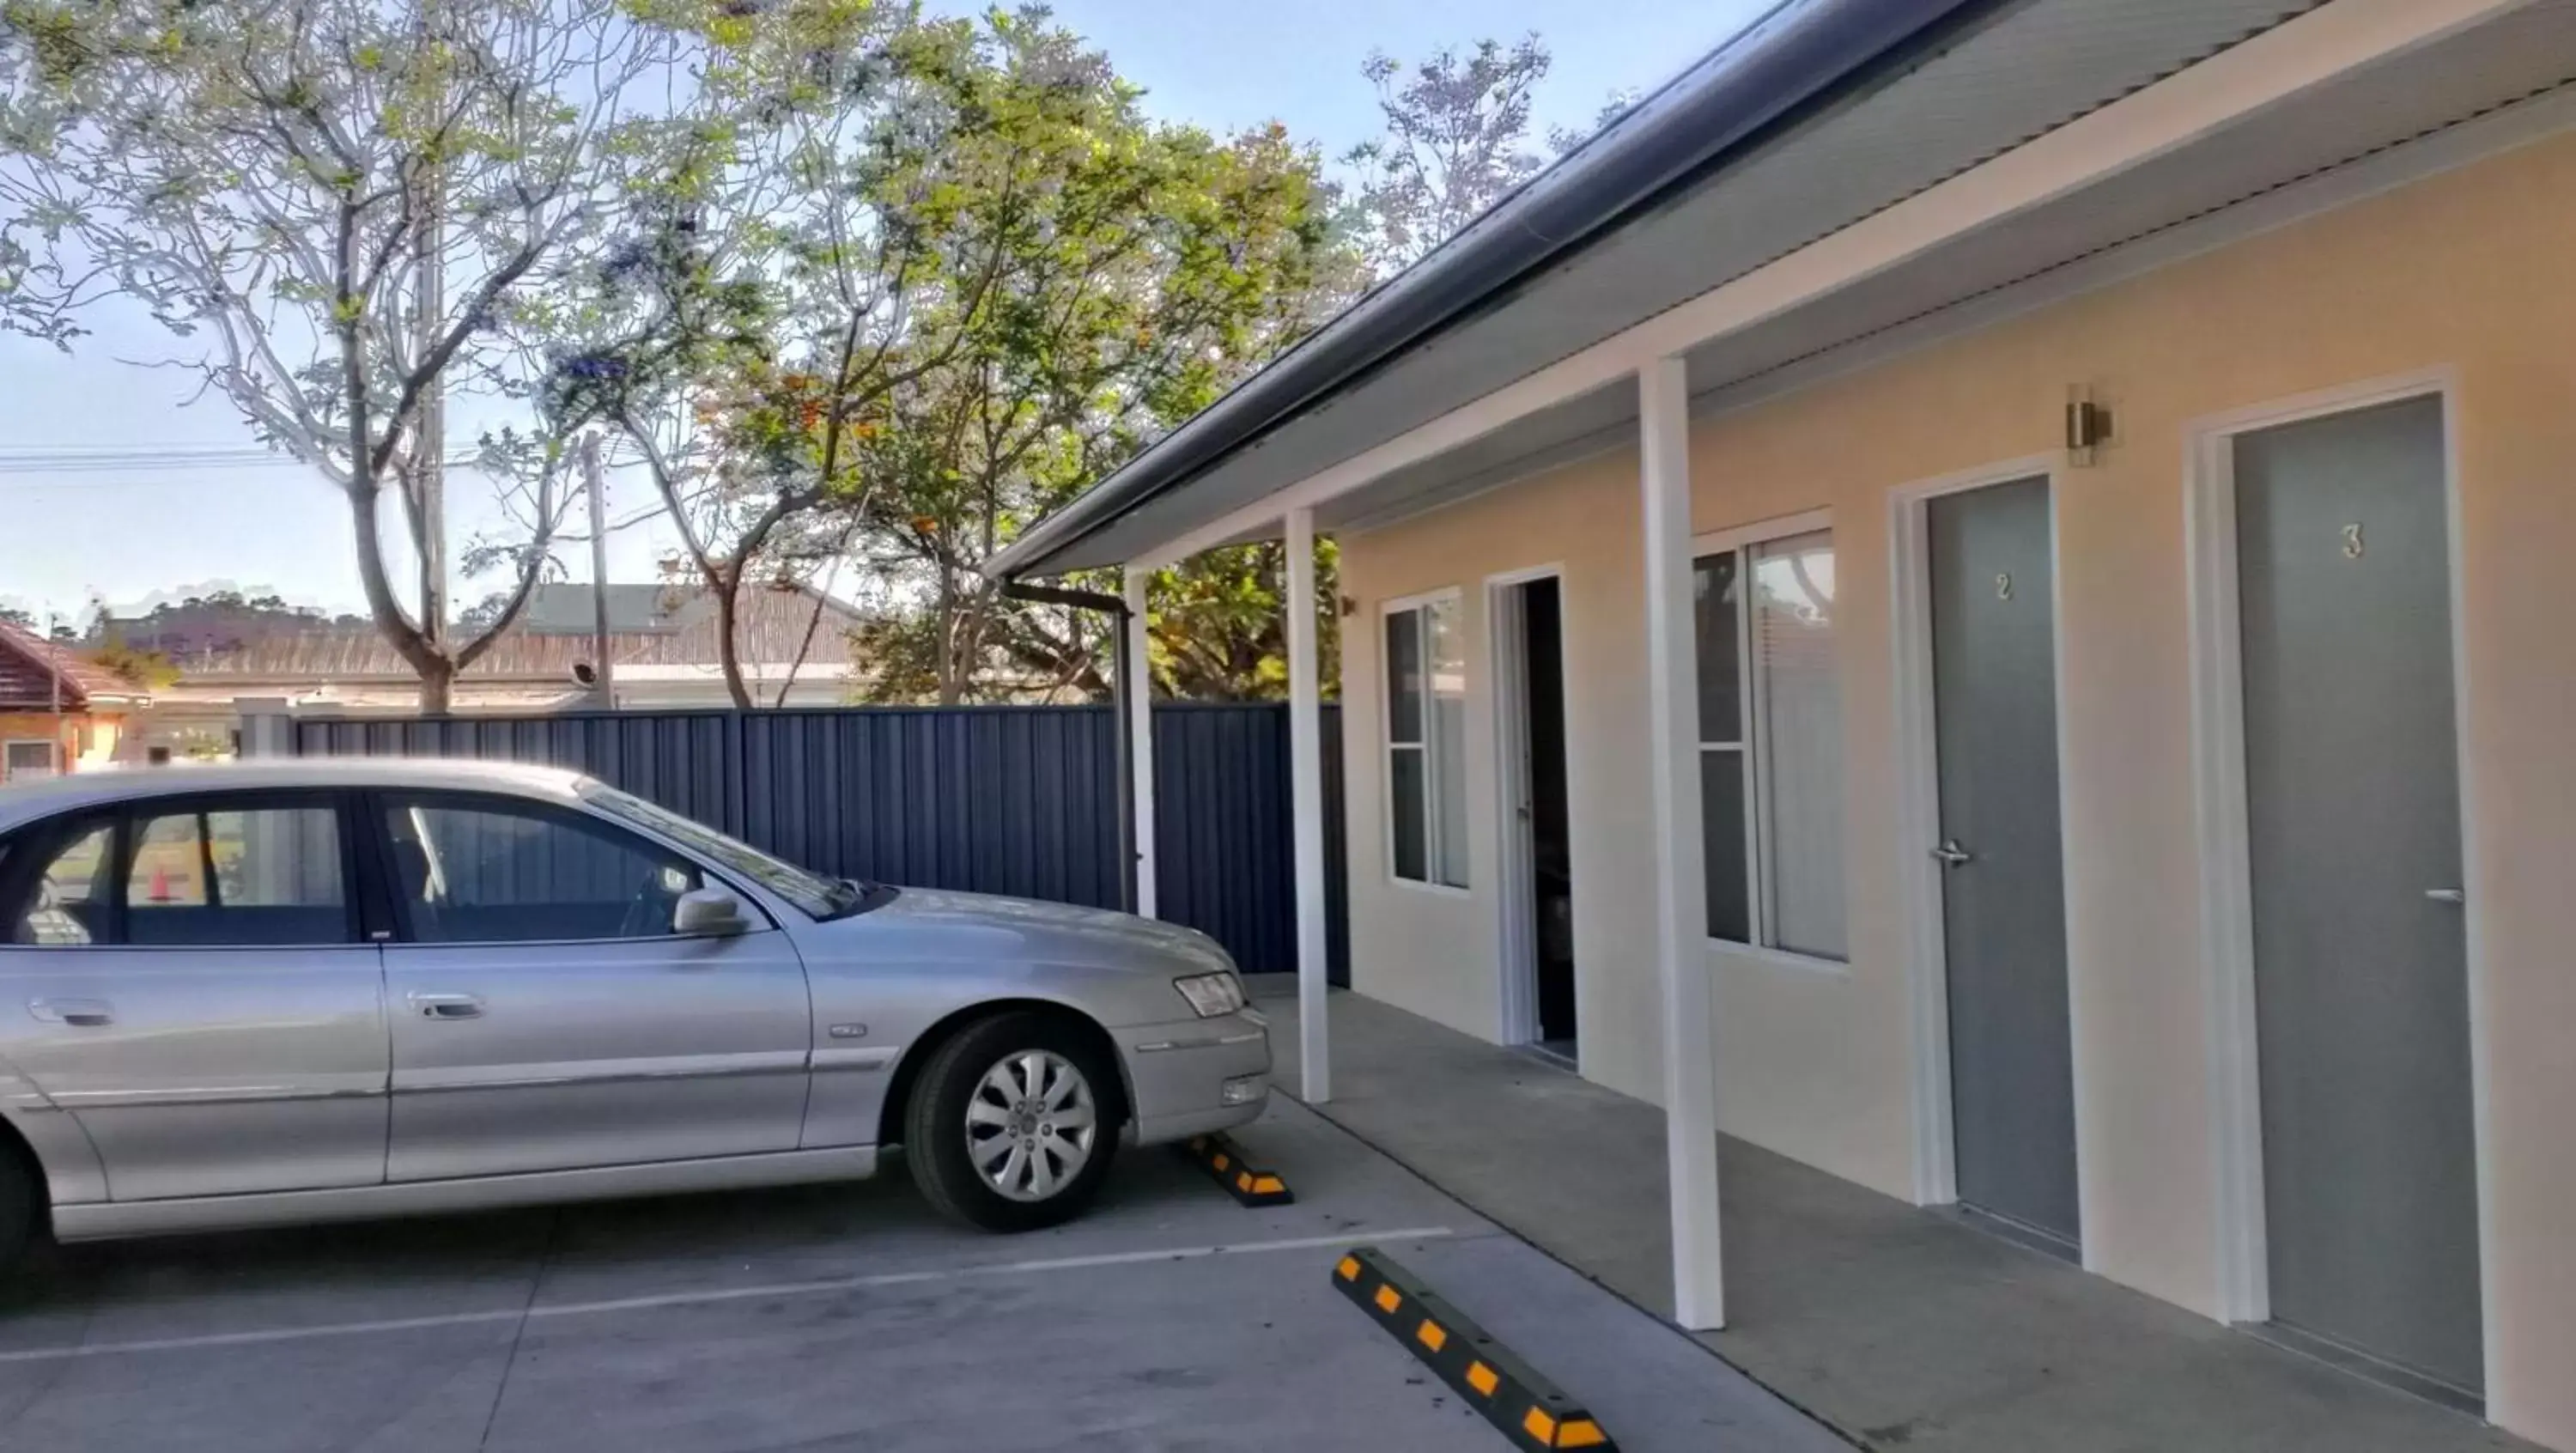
[0,788,366,951]
[1380,587,1471,896]
[2,739,59,782]
[1692,508,1850,971]
[365,789,775,948]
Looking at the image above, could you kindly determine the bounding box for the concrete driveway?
[0,1097,1840,1452]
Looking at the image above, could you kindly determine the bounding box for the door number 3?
[2342,523,2366,559]
[1995,572,2014,601]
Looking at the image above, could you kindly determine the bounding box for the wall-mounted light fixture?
[2066,384,2114,466]
[1339,593,1359,618]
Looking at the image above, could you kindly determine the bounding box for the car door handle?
[407,992,486,1020]
[27,998,112,1027]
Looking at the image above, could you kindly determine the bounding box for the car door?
[0,791,388,1201]
[373,790,812,1182]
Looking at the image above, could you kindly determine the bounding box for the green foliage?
[0,0,733,708]
[1338,35,1554,275]
[88,640,179,690]
[580,4,1351,704]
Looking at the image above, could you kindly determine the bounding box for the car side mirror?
[672,887,749,938]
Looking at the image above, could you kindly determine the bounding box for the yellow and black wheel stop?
[1332,1246,1615,1450]
[1176,1133,1295,1207]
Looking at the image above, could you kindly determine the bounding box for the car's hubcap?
[965,1049,1097,1202]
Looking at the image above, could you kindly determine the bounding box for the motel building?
[993,3,2576,1449]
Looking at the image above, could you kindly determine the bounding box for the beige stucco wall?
[1336,125,2576,1446]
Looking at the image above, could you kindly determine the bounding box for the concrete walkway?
[1254,980,2537,1453]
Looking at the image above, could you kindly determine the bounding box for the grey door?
[378,793,812,1182]
[1929,476,2079,1249]
[0,794,386,1200]
[2234,395,2482,1396]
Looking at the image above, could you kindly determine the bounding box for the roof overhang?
[993,0,2576,577]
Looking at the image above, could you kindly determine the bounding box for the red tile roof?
[0,619,146,712]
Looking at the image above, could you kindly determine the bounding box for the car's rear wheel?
[905,1011,1121,1231]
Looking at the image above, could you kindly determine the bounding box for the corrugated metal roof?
[174,586,873,683]
[1016,0,2330,573]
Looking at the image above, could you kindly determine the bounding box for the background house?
[133,583,872,751]
[0,619,146,781]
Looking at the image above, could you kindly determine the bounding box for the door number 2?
[2342,522,2366,559]
[1994,572,2014,601]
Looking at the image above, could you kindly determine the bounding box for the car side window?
[124,804,350,947]
[8,819,114,946]
[383,796,701,945]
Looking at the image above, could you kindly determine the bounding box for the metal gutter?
[987,0,1996,581]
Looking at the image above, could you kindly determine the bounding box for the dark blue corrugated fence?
[289,703,1347,983]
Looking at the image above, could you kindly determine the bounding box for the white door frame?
[1485,562,1568,1051]
[2183,365,2496,1406]
[1886,453,2090,1262]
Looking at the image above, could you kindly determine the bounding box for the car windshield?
[580,785,871,921]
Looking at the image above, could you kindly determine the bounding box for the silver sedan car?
[0,758,1270,1263]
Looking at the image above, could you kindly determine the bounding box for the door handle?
[1929,840,1974,867]
[27,998,112,1027]
[407,992,485,1020]
[2425,887,2466,905]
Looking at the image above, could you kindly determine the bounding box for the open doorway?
[1494,571,1576,1061]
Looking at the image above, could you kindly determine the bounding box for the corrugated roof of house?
[512,583,698,635]
[0,619,146,711]
[174,584,870,683]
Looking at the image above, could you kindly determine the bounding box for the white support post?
[1639,357,1725,1330]
[1123,569,1159,919]
[1285,508,1331,1104]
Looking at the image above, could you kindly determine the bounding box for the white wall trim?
[1883,454,2081,1246]
[1128,0,2530,572]
[1484,563,1569,1052]
[2180,367,2502,1417]
[1707,940,1852,981]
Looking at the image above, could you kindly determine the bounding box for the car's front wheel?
[905,1011,1121,1231]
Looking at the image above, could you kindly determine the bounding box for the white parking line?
[0,1225,1466,1365]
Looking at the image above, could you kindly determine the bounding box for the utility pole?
[413,1,449,712]
[46,611,64,778]
[582,433,614,708]
[416,185,447,695]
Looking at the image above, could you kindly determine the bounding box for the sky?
[0,0,1771,627]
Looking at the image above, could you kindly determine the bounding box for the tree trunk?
[344,484,458,714]
[934,572,963,707]
[416,655,456,716]
[713,575,756,710]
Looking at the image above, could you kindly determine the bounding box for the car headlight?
[1172,971,1247,1018]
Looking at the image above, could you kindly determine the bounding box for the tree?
[88,640,179,689]
[0,605,33,631]
[1141,538,1339,702]
[0,0,719,710]
[1338,35,1553,275]
[605,7,1341,707]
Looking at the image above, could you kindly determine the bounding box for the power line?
[0,447,652,486]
